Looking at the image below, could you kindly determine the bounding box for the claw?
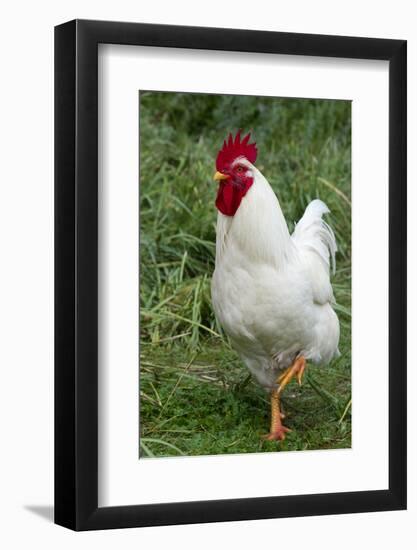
[262,426,291,441]
[297,362,306,386]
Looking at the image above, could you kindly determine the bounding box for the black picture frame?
[55,19,407,531]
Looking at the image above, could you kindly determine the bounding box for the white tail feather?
[291,199,337,274]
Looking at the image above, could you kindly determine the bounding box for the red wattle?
[215,180,253,217]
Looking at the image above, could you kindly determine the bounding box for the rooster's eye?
[235,166,244,173]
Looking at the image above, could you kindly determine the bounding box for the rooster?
[211,131,340,441]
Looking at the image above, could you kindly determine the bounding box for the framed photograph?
[55,19,406,530]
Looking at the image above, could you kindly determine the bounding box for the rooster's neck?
[215,168,294,268]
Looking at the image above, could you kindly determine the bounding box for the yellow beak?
[213,171,229,181]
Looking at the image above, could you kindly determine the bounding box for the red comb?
[216,131,257,172]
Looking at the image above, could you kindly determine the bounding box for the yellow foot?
[277,356,306,393]
[262,425,291,441]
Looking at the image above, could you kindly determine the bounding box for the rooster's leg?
[262,389,291,441]
[262,356,306,442]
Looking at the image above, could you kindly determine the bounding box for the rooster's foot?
[262,426,291,441]
[277,356,306,394]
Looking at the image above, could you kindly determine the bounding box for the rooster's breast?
[211,249,316,371]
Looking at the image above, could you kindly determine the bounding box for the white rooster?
[211,131,340,441]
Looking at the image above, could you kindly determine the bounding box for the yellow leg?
[262,356,307,442]
[262,389,291,441]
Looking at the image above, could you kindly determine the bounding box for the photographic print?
[139,91,351,458]
[55,20,406,529]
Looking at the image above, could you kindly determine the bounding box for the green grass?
[139,92,351,457]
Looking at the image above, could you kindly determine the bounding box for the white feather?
[292,199,337,275]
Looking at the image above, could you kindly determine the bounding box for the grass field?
[139,92,351,458]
